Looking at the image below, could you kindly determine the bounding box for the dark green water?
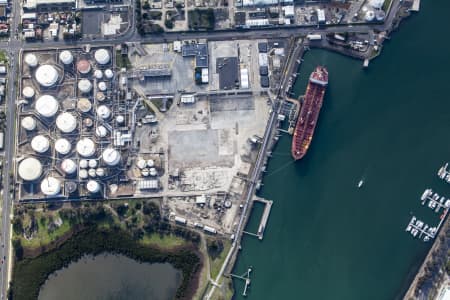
[233,1,450,299]
[38,253,181,300]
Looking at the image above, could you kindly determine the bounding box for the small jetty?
[405,216,436,242]
[438,162,450,184]
[420,189,450,213]
[243,197,273,240]
[229,267,252,297]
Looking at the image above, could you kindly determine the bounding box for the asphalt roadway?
[0,0,402,298]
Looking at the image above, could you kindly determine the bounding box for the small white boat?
[357,180,364,188]
[423,236,430,242]
[405,225,412,232]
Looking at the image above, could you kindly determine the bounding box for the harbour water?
[38,253,181,300]
[233,1,450,299]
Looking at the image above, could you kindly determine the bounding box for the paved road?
[0,0,403,298]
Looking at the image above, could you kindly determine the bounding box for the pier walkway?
[243,197,273,240]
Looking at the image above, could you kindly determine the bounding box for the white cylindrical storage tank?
[88,168,96,178]
[41,177,61,196]
[31,135,50,153]
[141,169,149,177]
[56,112,77,133]
[79,159,88,169]
[96,105,111,119]
[88,159,98,168]
[21,116,37,131]
[86,180,101,193]
[149,167,157,177]
[76,138,96,157]
[76,59,91,74]
[94,69,103,79]
[116,115,125,125]
[22,86,35,99]
[36,95,59,118]
[18,157,42,181]
[77,98,92,113]
[146,159,154,168]
[104,69,114,79]
[79,169,88,179]
[365,10,375,21]
[98,81,107,91]
[376,10,386,21]
[61,159,77,175]
[83,118,93,128]
[78,79,92,93]
[94,49,110,65]
[55,138,71,155]
[102,148,121,166]
[95,126,108,138]
[24,53,38,67]
[137,159,146,169]
[35,65,59,87]
[369,0,384,9]
[59,50,73,65]
[96,168,105,177]
[96,92,106,102]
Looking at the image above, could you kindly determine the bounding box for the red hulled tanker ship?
[291,66,328,160]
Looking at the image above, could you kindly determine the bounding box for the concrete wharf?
[410,0,421,12]
[243,197,273,240]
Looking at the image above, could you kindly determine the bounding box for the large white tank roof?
[98,81,107,91]
[25,53,38,67]
[55,138,71,155]
[104,69,114,79]
[35,64,59,87]
[97,105,111,119]
[79,169,88,179]
[22,86,35,98]
[86,180,101,193]
[365,10,375,21]
[61,159,77,174]
[59,50,73,64]
[41,177,61,196]
[95,125,108,138]
[56,112,77,133]
[78,79,93,93]
[31,135,50,153]
[369,0,384,9]
[77,98,92,113]
[36,95,59,118]
[88,159,98,168]
[94,69,103,79]
[102,148,121,166]
[79,159,88,169]
[21,116,36,131]
[137,159,146,169]
[76,138,96,157]
[18,157,43,181]
[94,49,111,65]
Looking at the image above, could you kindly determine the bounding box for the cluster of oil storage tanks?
[17,48,125,199]
[136,158,159,177]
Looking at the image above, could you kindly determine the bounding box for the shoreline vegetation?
[9,200,226,300]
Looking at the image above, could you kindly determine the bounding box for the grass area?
[209,239,231,280]
[140,233,186,249]
[383,0,393,12]
[188,8,215,30]
[115,50,132,69]
[0,50,7,63]
[19,213,72,249]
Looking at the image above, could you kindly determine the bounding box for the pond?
[39,253,182,300]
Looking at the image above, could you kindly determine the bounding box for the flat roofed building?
[182,43,208,68]
[23,0,75,11]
